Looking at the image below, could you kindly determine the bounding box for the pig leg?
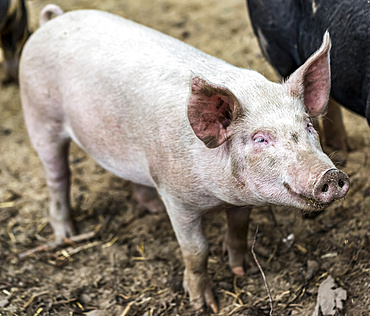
[131,183,165,213]
[162,197,217,313]
[223,206,252,276]
[322,98,350,166]
[23,105,75,242]
[37,139,76,242]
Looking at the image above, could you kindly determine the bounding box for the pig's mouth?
[283,182,329,211]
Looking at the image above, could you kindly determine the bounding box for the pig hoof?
[190,297,205,312]
[184,278,218,313]
[222,240,247,275]
[190,291,218,314]
[209,302,219,314]
[204,284,218,313]
[51,219,76,243]
[232,266,245,276]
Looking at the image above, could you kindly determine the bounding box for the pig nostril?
[338,179,344,188]
[314,169,350,204]
[321,184,329,193]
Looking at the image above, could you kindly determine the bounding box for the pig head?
[187,32,348,211]
[20,8,349,313]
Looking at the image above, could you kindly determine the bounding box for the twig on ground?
[51,297,77,306]
[18,231,96,260]
[224,290,243,306]
[120,301,135,316]
[56,240,101,259]
[227,302,250,315]
[251,226,274,316]
[22,290,49,310]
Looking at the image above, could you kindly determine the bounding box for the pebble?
[80,293,92,304]
[305,259,320,281]
[0,299,9,307]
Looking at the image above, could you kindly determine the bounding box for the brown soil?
[0,0,369,315]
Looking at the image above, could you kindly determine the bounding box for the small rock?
[0,299,9,307]
[80,293,92,304]
[305,260,320,281]
[282,233,295,248]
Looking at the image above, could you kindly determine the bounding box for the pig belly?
[64,118,153,188]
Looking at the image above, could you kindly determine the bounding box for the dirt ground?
[0,0,369,315]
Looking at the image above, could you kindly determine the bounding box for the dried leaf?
[313,275,347,316]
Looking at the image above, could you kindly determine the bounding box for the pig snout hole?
[313,169,350,204]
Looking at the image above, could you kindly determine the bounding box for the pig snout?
[313,169,350,204]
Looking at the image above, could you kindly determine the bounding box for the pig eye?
[306,121,315,133]
[254,137,266,143]
[253,132,269,144]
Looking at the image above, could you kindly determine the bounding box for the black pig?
[247,0,369,163]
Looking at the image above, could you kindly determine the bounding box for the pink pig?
[19,5,349,312]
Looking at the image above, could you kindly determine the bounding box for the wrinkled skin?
[247,0,370,165]
[20,8,349,313]
[0,0,30,85]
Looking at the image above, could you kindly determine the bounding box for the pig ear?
[188,76,240,148]
[285,31,331,117]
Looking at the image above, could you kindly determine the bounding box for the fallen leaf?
[313,275,347,316]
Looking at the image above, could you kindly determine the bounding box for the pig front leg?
[162,197,218,313]
[223,206,252,276]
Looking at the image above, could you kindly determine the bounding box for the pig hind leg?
[223,206,252,276]
[24,108,75,242]
[40,139,76,242]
